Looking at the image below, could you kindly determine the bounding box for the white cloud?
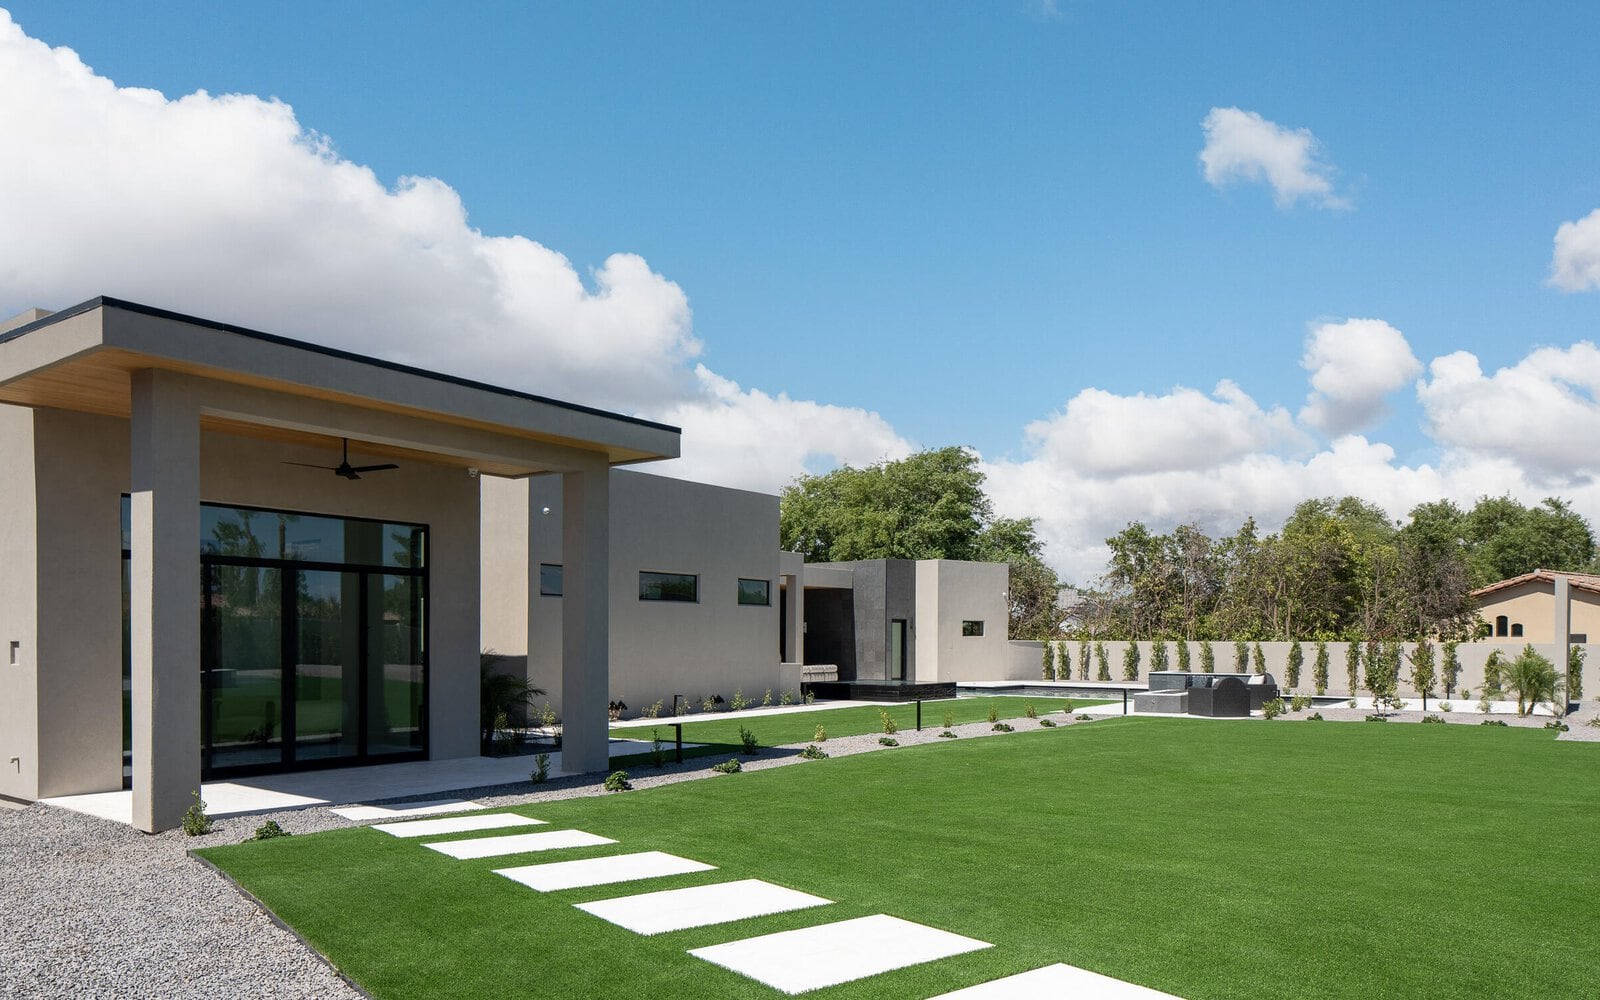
[0,8,904,493]
[1298,318,1421,435]
[1418,343,1600,483]
[1199,106,1348,210]
[1550,208,1600,292]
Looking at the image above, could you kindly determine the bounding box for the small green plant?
[1289,694,1311,712]
[738,726,759,754]
[1588,716,1600,729]
[493,710,518,755]
[1075,714,1091,721]
[1306,712,1324,721]
[879,709,898,735]
[992,722,1014,732]
[1481,719,1508,727]
[650,730,665,768]
[1364,714,1388,722]
[642,700,663,719]
[674,698,691,716]
[531,753,551,784]
[814,724,828,742]
[701,694,722,713]
[878,736,899,747]
[603,770,632,791]
[1348,699,1359,709]
[942,710,954,729]
[1545,720,1570,732]
[538,702,559,730]
[1478,696,1493,715]
[986,706,999,724]
[253,819,290,840]
[798,744,829,760]
[762,689,773,707]
[1439,701,1453,713]
[779,689,795,706]
[1024,703,1038,719]
[1261,697,1286,720]
[181,790,212,837]
[1421,714,1447,724]
[804,690,816,705]
[938,730,957,739]
[711,758,742,773]
[1063,699,1074,713]
[1039,718,1057,728]
[730,689,752,712]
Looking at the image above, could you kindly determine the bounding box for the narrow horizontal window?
[539,563,563,597]
[738,578,771,606]
[640,571,698,603]
[961,620,984,637]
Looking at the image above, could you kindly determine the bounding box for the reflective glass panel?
[203,565,284,771]
[295,570,359,762]
[368,574,425,756]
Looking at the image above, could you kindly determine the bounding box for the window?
[639,571,698,603]
[1511,623,1523,637]
[1572,633,1588,644]
[1495,615,1508,637]
[737,578,771,606]
[539,563,563,597]
[961,620,984,637]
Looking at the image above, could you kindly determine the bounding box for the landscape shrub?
[879,709,898,735]
[1261,698,1285,720]
[1176,640,1191,673]
[1286,642,1303,690]
[1064,699,1074,713]
[738,726,759,754]
[493,710,518,756]
[1421,714,1447,725]
[642,700,663,719]
[1150,640,1169,673]
[603,770,632,792]
[814,724,827,743]
[1345,642,1362,696]
[798,744,829,759]
[606,700,628,722]
[1121,643,1141,682]
[1482,649,1506,698]
[992,722,1014,732]
[1443,640,1462,696]
[701,694,724,713]
[1057,644,1071,680]
[938,730,957,739]
[531,753,551,784]
[1587,716,1600,729]
[1041,643,1053,680]
[943,710,955,729]
[1481,719,1508,727]
[1306,712,1324,721]
[1039,718,1057,727]
[1544,721,1569,732]
[253,819,289,840]
[762,689,774,707]
[1078,640,1090,681]
[1289,694,1311,712]
[1313,640,1329,694]
[181,791,212,837]
[1234,641,1249,673]
[1252,641,1267,675]
[878,736,899,747]
[1439,702,1453,713]
[986,706,999,724]
[1199,641,1216,674]
[1024,703,1038,719]
[1569,646,1586,702]
[711,758,742,773]
[1364,714,1388,723]
[804,690,816,705]
[779,690,795,705]
[1409,639,1437,703]
[1095,642,1111,681]
[730,689,752,712]
[1478,697,1493,715]
[1504,645,1560,717]
[650,731,665,768]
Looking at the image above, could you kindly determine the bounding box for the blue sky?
[3,3,1600,579]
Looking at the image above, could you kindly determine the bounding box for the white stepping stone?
[927,963,1185,999]
[689,913,991,994]
[372,813,545,838]
[425,829,615,860]
[495,851,715,892]
[332,799,486,821]
[575,879,831,935]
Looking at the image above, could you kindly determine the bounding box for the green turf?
[200,719,1600,999]
[607,695,1108,766]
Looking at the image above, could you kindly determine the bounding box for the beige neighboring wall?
[1475,580,1600,643]
[482,469,781,715]
[914,560,1010,682]
[0,405,40,801]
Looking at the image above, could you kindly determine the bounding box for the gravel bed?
[4,699,1592,998]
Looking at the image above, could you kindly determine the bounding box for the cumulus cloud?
[0,8,910,494]
[1199,106,1348,210]
[1298,318,1421,435]
[1550,208,1600,292]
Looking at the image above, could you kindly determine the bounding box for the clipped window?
[640,571,698,603]
[539,563,563,597]
[737,578,771,606]
[961,620,984,637]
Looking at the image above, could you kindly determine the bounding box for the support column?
[129,370,201,833]
[1554,574,1572,710]
[782,574,802,663]
[560,461,610,773]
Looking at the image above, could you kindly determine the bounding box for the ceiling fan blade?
[349,463,399,473]
[283,461,339,471]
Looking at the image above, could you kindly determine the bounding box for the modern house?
[1471,569,1600,643]
[0,297,679,832]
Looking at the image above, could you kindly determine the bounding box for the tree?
[779,447,1060,638]
[1442,641,1462,696]
[1408,639,1437,703]
[1041,643,1053,681]
[1344,641,1362,697]
[1199,641,1216,674]
[1121,643,1141,681]
[1233,640,1249,673]
[1482,649,1505,698]
[1464,496,1595,587]
[1150,640,1170,672]
[1313,640,1329,695]
[1078,640,1090,681]
[1503,645,1561,717]
[1094,641,1110,681]
[1176,640,1191,672]
[1252,641,1267,676]
[1057,643,1071,681]
[1286,641,1303,690]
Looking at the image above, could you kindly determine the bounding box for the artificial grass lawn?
[200,719,1600,999]
[607,695,1108,767]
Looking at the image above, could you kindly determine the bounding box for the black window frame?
[539,563,563,597]
[737,578,771,606]
[639,570,698,603]
[961,620,985,637]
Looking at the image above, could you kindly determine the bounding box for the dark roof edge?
[0,295,681,436]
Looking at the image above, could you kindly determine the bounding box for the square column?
[782,574,802,663]
[128,370,202,833]
[560,462,610,773]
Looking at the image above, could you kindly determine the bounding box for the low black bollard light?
[916,700,922,732]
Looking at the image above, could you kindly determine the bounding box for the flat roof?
[0,296,681,471]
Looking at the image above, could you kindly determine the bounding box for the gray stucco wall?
[481,470,782,718]
[0,405,39,801]
[914,560,1010,682]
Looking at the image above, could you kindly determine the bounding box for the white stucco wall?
[0,404,40,801]
[482,469,782,718]
[914,560,1010,682]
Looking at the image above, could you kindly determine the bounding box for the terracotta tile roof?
[1471,569,1600,599]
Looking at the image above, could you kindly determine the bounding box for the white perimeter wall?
[1001,639,1598,701]
[482,470,782,717]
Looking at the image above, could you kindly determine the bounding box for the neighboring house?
[1470,570,1600,643]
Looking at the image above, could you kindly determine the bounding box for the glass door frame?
[889,618,907,681]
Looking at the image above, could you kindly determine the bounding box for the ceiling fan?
[283,438,399,481]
